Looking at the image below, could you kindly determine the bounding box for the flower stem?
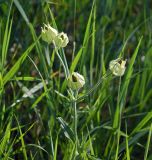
[73,90,78,156]
[53,42,68,78]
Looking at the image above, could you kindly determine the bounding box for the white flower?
[54,32,69,48]
[41,24,58,44]
[41,24,69,48]
[67,72,85,90]
[109,58,127,76]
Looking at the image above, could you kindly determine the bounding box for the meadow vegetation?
[0,0,152,159]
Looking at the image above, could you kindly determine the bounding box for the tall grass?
[0,0,152,159]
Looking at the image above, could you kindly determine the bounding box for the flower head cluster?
[67,72,85,90]
[41,24,69,48]
[109,58,127,76]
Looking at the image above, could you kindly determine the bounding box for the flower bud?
[67,72,85,90]
[109,58,126,76]
[55,32,69,48]
[41,24,58,44]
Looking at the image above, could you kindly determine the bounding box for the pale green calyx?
[55,32,69,48]
[67,72,85,90]
[41,24,69,48]
[109,58,127,76]
[41,24,58,44]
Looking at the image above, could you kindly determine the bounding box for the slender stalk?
[114,76,122,160]
[77,71,112,101]
[74,99,77,146]
[144,123,152,160]
[61,48,70,76]
[53,41,68,78]
[73,90,78,156]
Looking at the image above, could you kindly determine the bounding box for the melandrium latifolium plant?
[1,1,152,159]
[41,23,127,158]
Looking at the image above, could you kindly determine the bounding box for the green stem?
[61,48,70,76]
[53,42,68,78]
[73,90,78,156]
[114,76,122,160]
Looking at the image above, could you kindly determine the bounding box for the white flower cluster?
[41,24,69,48]
[41,23,127,91]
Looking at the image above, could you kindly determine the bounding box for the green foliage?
[0,0,152,159]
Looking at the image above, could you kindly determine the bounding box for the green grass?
[0,0,152,159]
